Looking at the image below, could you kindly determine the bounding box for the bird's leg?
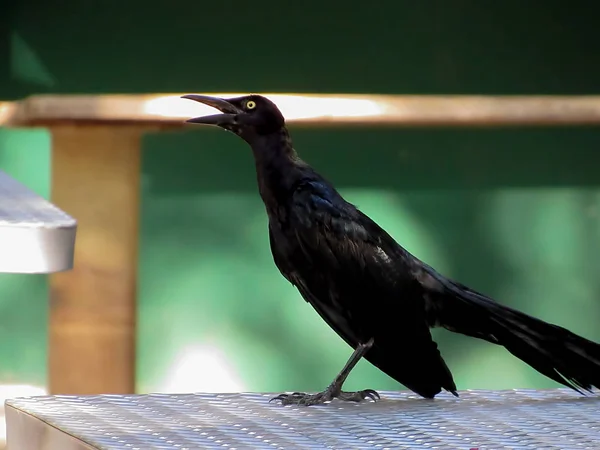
[270,338,380,406]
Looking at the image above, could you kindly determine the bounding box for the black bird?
[183,93,600,406]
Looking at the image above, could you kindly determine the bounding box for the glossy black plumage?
[183,93,600,404]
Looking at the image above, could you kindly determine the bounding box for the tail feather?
[487,303,600,393]
[437,280,600,394]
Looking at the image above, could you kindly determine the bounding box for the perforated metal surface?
[6,389,600,449]
[0,170,76,273]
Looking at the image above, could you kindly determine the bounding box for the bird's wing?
[269,223,365,346]
[289,179,412,274]
[281,179,430,340]
[270,178,457,397]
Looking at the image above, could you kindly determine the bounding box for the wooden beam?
[2,94,600,127]
[48,125,142,394]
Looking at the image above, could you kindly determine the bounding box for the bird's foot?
[270,338,378,406]
[270,387,380,406]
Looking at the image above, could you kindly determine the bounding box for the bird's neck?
[249,128,306,211]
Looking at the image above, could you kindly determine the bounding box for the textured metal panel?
[0,170,76,273]
[5,389,600,449]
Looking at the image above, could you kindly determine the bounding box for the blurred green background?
[1,1,600,396]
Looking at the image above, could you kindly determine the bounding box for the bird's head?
[182,94,286,141]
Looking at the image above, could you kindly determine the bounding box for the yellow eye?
[246,100,256,110]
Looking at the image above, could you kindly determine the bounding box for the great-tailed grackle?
[183,93,600,406]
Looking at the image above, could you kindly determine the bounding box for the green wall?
[1,1,600,394]
[0,129,50,387]
[4,1,600,97]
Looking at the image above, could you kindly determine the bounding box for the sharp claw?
[269,394,289,403]
[270,392,314,406]
[363,389,380,401]
[365,392,378,401]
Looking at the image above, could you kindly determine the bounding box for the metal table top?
[5,389,600,449]
[0,170,76,273]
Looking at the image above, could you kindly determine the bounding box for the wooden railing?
[3,94,600,127]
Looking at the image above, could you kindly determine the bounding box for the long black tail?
[435,278,600,394]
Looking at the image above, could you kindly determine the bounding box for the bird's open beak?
[181,94,243,125]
